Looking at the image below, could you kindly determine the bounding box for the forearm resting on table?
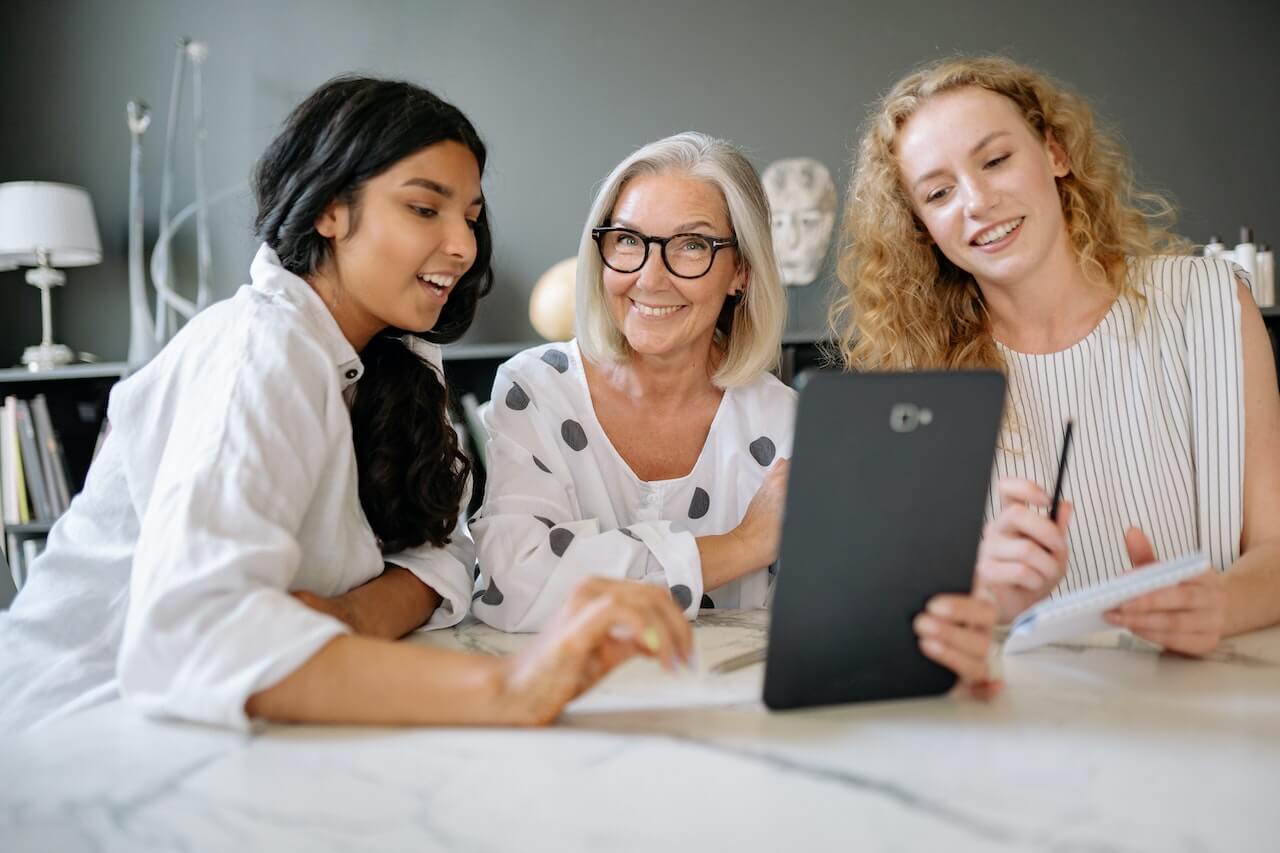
[343,564,443,639]
[1224,540,1280,636]
[245,634,512,726]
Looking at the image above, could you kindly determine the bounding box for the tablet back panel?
[763,370,1005,710]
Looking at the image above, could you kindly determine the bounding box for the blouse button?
[345,369,358,380]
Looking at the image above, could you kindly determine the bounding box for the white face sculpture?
[762,157,837,286]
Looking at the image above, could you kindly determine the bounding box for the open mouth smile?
[970,217,1025,249]
[629,298,687,318]
[418,272,456,300]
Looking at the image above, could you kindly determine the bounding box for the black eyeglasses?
[591,226,738,279]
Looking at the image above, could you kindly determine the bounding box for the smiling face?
[312,140,483,349]
[895,86,1071,290]
[601,171,745,359]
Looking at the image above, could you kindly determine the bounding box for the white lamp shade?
[0,181,102,267]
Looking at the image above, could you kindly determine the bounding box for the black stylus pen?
[1049,419,1074,522]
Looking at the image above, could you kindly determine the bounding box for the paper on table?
[1003,552,1210,654]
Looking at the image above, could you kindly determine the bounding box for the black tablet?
[763,370,1005,710]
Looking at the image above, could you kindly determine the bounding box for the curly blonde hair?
[830,55,1187,371]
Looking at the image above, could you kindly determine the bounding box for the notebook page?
[1003,552,1209,653]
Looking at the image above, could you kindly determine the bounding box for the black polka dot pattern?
[481,579,504,606]
[700,594,715,609]
[561,419,588,451]
[541,349,569,373]
[618,527,641,541]
[534,516,555,528]
[473,564,481,581]
[533,455,552,473]
[749,436,776,467]
[505,382,530,410]
[689,488,710,519]
[549,527,575,557]
[670,584,693,610]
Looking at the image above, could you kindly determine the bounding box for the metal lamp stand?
[21,249,76,371]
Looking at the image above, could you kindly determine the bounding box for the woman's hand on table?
[1103,527,1226,656]
[497,577,694,726]
[913,593,1003,699]
[974,477,1072,622]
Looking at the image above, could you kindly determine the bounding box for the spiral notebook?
[1003,552,1210,653]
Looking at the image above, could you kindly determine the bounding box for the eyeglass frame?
[590,226,739,280]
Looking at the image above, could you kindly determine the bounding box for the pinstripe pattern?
[987,256,1245,596]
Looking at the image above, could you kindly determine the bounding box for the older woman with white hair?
[470,132,1000,690]
[470,132,793,633]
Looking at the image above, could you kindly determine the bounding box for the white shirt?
[0,244,474,732]
[471,341,797,631]
[988,255,1245,594]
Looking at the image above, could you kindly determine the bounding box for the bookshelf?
[1,362,129,586]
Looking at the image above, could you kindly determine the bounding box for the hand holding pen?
[974,420,1075,623]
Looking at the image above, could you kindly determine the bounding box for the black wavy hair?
[253,76,493,553]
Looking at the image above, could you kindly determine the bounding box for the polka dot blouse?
[470,340,797,631]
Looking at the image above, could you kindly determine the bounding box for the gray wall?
[2,0,1279,365]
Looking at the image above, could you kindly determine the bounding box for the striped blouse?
[987,255,1245,595]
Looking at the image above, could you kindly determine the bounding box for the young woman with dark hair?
[0,76,691,732]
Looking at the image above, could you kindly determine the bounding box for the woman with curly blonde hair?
[833,56,1280,655]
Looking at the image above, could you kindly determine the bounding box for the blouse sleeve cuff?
[632,523,703,618]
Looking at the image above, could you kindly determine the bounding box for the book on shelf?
[1,399,31,525]
[22,537,44,566]
[1,367,124,537]
[0,400,10,524]
[31,395,72,515]
[2,394,76,526]
[13,399,55,522]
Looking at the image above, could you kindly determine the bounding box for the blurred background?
[1,0,1277,360]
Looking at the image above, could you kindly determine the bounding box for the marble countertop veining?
[2,610,1278,853]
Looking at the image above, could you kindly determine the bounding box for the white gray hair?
[574,131,786,388]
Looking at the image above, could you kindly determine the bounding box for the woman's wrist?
[697,528,764,591]
[726,525,764,573]
[490,652,555,727]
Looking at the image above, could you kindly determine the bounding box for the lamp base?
[22,342,76,372]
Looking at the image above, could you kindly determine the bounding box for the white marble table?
[2,610,1278,853]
